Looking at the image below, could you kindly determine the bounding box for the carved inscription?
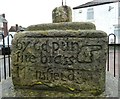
[14,38,102,65]
[12,35,105,89]
[23,67,98,84]
[36,67,75,82]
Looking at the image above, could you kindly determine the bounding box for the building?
[73,0,120,43]
[9,24,25,32]
[0,14,8,38]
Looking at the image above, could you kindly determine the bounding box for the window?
[87,8,94,20]
[119,7,120,17]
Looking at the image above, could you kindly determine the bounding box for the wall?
[73,2,119,43]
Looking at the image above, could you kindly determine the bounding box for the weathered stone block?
[52,6,72,23]
[11,28,107,97]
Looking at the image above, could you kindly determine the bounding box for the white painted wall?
[73,2,119,43]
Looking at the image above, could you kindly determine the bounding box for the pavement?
[0,55,14,98]
[0,77,15,98]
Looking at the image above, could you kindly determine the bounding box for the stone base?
[14,88,106,97]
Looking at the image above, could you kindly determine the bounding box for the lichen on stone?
[27,22,96,31]
[52,5,72,23]
[11,22,107,97]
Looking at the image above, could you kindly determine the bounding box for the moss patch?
[52,6,72,23]
[27,22,96,31]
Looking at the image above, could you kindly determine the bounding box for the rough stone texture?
[27,22,96,31]
[52,6,72,23]
[11,28,107,97]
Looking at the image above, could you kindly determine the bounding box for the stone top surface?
[27,22,96,31]
[15,30,107,38]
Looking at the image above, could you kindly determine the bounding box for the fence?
[107,33,116,77]
[0,33,118,81]
[0,33,13,82]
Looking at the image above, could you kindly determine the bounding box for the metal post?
[114,35,116,77]
[62,0,63,6]
[108,33,116,77]
[0,33,6,79]
[7,33,10,77]
[7,34,13,77]
[108,36,109,71]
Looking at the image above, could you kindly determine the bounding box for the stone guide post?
[10,3,108,98]
[11,22,108,97]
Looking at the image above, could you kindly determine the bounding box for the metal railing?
[108,33,116,77]
[0,32,118,81]
[0,33,6,80]
[0,33,13,82]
